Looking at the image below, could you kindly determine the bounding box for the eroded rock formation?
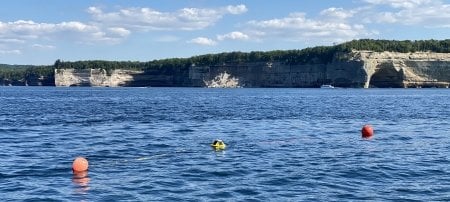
[55,69,143,87]
[355,51,450,88]
[204,72,240,88]
[54,51,450,88]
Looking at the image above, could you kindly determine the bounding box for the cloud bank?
[87,4,247,31]
[0,4,247,50]
[1,1,449,53]
[363,0,450,27]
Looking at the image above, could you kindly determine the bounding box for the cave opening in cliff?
[369,66,404,88]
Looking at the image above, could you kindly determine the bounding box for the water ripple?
[1,87,449,201]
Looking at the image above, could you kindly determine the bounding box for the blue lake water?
[1,87,449,201]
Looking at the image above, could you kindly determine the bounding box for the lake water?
[1,87,449,201]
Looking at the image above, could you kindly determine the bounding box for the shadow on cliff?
[120,67,192,87]
[369,65,404,88]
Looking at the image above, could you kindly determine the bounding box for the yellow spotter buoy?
[211,139,226,150]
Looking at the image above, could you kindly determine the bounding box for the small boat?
[320,84,335,89]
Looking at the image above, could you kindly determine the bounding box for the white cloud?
[87,4,247,31]
[239,0,449,44]
[187,37,217,46]
[373,12,399,23]
[0,38,25,44]
[247,12,370,42]
[363,0,450,27]
[364,0,433,8]
[59,21,95,32]
[0,20,98,38]
[0,20,129,48]
[225,4,248,14]
[0,49,21,55]
[108,27,131,37]
[87,6,102,15]
[320,7,354,19]
[32,44,56,50]
[217,31,249,41]
[0,20,112,40]
[0,4,247,54]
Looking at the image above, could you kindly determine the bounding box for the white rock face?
[204,72,240,88]
[54,69,88,86]
[55,69,143,87]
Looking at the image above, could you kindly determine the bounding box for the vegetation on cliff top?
[1,39,449,84]
[54,39,450,69]
[341,39,450,53]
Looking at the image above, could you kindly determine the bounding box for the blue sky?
[0,0,449,65]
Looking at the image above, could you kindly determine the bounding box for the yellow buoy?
[211,139,226,150]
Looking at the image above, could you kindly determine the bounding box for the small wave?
[233,187,261,196]
[5,166,67,179]
[0,128,40,133]
[171,128,195,133]
[22,197,62,202]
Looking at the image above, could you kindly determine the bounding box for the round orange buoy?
[361,124,374,139]
[72,157,89,172]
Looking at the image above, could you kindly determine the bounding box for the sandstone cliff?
[54,51,450,88]
[354,51,450,88]
[55,69,143,87]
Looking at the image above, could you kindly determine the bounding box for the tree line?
[53,39,449,70]
[340,39,450,53]
[0,64,54,85]
[1,39,449,84]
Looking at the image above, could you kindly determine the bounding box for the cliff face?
[355,51,450,88]
[194,61,366,88]
[55,69,143,87]
[199,51,450,88]
[54,51,450,88]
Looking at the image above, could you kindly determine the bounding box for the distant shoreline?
[1,39,449,88]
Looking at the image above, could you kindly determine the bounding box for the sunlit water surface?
[1,87,449,201]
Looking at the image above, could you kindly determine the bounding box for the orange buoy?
[361,124,374,139]
[72,157,89,172]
